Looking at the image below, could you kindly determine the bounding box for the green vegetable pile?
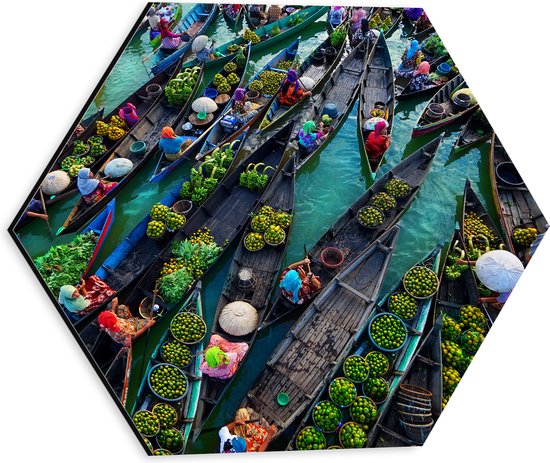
[170,311,206,344]
[240,162,274,190]
[388,292,418,320]
[368,13,393,33]
[384,178,411,198]
[133,410,160,436]
[330,27,346,48]
[165,67,201,106]
[344,355,369,383]
[460,330,484,354]
[258,70,286,95]
[242,28,261,45]
[270,25,281,37]
[329,377,357,407]
[321,114,332,125]
[363,377,389,403]
[358,206,384,228]
[161,339,192,367]
[365,351,389,377]
[295,426,326,450]
[275,59,294,71]
[513,227,537,247]
[442,340,463,368]
[403,266,439,298]
[157,428,184,453]
[34,231,98,296]
[370,192,397,213]
[287,14,304,27]
[244,232,265,252]
[152,403,178,429]
[370,314,407,351]
[312,401,342,432]
[350,396,378,425]
[422,34,447,57]
[339,422,366,448]
[149,364,188,400]
[441,314,461,341]
[235,50,247,69]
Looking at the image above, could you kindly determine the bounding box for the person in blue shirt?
[159,126,187,156]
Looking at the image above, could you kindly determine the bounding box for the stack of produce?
[350,396,378,426]
[388,292,418,320]
[513,227,537,247]
[460,330,484,354]
[369,313,407,351]
[227,44,242,54]
[312,401,342,433]
[363,377,389,403]
[357,206,384,228]
[287,14,304,27]
[240,163,274,191]
[72,140,89,155]
[441,314,461,341]
[242,28,260,45]
[343,355,370,383]
[443,365,461,395]
[329,377,357,407]
[146,203,176,239]
[95,116,127,141]
[368,13,392,32]
[458,304,487,334]
[152,403,178,429]
[295,426,326,450]
[370,192,396,213]
[384,178,411,198]
[34,231,98,296]
[365,351,389,377]
[223,62,237,73]
[339,422,367,448]
[213,73,231,94]
[133,410,160,437]
[161,340,192,367]
[444,243,469,280]
[170,311,206,344]
[165,66,201,106]
[403,266,439,298]
[275,59,294,70]
[245,206,292,251]
[149,364,188,400]
[463,211,499,259]
[330,27,346,48]
[441,340,463,368]
[422,34,447,58]
[157,428,184,453]
[256,70,286,95]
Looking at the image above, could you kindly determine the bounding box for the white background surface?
[1,0,549,461]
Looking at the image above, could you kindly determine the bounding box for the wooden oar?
[303,243,311,273]
[38,188,52,234]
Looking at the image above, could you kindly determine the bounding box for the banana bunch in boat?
[239,163,274,191]
[444,241,468,280]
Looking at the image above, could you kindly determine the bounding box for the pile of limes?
[344,355,370,383]
[157,428,184,453]
[170,312,206,344]
[339,422,367,448]
[369,314,407,351]
[312,401,342,432]
[403,266,439,298]
[152,403,178,429]
[151,203,171,221]
[457,353,473,375]
[153,449,172,455]
[264,224,285,245]
[363,377,389,403]
[463,211,497,242]
[460,330,485,354]
[384,178,411,198]
[513,227,537,247]
[442,340,463,368]
[295,426,326,450]
[244,232,265,251]
[370,192,397,212]
[251,214,270,233]
[329,377,357,407]
[273,211,292,228]
[365,351,389,377]
[350,396,378,425]
[161,339,192,368]
[166,212,186,231]
[147,220,166,239]
[459,305,487,334]
[443,366,461,395]
[133,410,160,436]
[149,364,188,400]
[388,292,418,320]
[72,140,89,155]
[441,314,461,341]
[358,206,384,228]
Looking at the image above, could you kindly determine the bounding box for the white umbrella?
[191,97,218,114]
[219,301,259,336]
[475,250,524,293]
[192,35,209,53]
[298,76,315,91]
[41,170,70,195]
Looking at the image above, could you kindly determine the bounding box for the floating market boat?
[262,136,442,328]
[358,33,395,178]
[239,225,400,443]
[394,55,449,101]
[287,244,441,450]
[222,3,244,27]
[412,74,478,137]
[243,4,266,29]
[150,4,218,75]
[104,346,132,407]
[57,64,205,235]
[452,110,493,153]
[258,24,349,134]
[295,37,373,171]
[369,7,404,36]
[489,134,547,258]
[149,43,251,183]
[149,2,184,48]
[194,38,300,161]
[192,155,296,438]
[129,283,205,454]
[171,6,327,73]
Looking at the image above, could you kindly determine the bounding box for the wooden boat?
[149,3,184,48]
[412,74,478,137]
[239,225,400,443]
[176,6,328,72]
[150,4,218,75]
[149,43,251,183]
[129,283,205,454]
[104,346,132,407]
[243,4,267,29]
[358,33,395,178]
[394,55,450,101]
[287,244,442,449]
[489,134,547,258]
[452,110,493,153]
[222,4,244,27]
[295,37,373,171]
[194,38,301,162]
[258,24,349,134]
[370,7,404,36]
[57,63,205,235]
[262,136,442,328]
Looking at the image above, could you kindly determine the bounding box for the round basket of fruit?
[512,225,538,248]
[460,329,484,354]
[273,211,292,229]
[160,339,192,368]
[80,155,95,167]
[153,449,172,456]
[329,377,357,407]
[458,304,487,334]
[147,220,166,240]
[152,403,178,429]
[165,211,186,231]
[148,363,188,402]
[339,422,367,449]
[250,214,270,233]
[365,351,389,377]
[156,427,184,454]
[244,232,265,252]
[133,410,160,437]
[295,426,326,450]
[362,376,389,404]
[90,143,107,157]
[150,203,171,221]
[312,400,342,433]
[370,192,397,213]
[357,206,385,229]
[388,291,418,321]
[368,313,408,353]
[264,224,286,246]
[170,311,207,345]
[384,177,412,199]
[72,140,90,156]
[349,396,378,425]
[343,355,369,383]
[87,135,103,145]
[403,266,439,299]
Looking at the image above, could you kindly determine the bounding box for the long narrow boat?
[358,33,395,178]
[129,283,205,454]
[370,6,404,36]
[193,155,296,437]
[258,24,349,134]
[194,38,301,162]
[222,4,244,27]
[412,74,478,137]
[171,6,328,73]
[149,43,252,183]
[287,244,441,449]
[262,136,442,328]
[150,3,184,48]
[150,4,218,75]
[57,64,205,235]
[239,225,400,443]
[452,110,493,153]
[243,4,266,30]
[394,54,450,101]
[104,345,132,407]
[489,134,547,259]
[295,37,373,171]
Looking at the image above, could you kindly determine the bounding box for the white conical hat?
[41,170,70,195]
[219,301,258,336]
[191,97,218,113]
[192,35,209,53]
[475,250,524,293]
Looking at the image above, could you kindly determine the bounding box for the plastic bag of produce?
[104,158,133,178]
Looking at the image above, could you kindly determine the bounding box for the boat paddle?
[38,187,52,235]
[303,243,311,273]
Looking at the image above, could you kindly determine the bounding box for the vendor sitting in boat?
[329,6,345,28]
[351,18,379,48]
[159,126,188,158]
[159,18,186,52]
[98,297,155,347]
[408,61,431,92]
[278,69,312,107]
[225,88,259,127]
[365,120,392,166]
[193,35,217,63]
[220,408,277,453]
[77,167,118,205]
[279,258,321,305]
[296,120,329,158]
[396,39,423,78]
[248,5,267,27]
[200,334,249,380]
[58,276,116,319]
[350,6,368,33]
[58,279,90,314]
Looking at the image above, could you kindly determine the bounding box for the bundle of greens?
[422,34,447,57]
[330,28,346,48]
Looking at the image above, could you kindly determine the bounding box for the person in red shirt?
[366,120,392,166]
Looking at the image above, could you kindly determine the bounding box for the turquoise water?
[15,10,502,454]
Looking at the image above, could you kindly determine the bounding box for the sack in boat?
[363,117,388,132]
[219,301,259,336]
[41,170,70,195]
[104,158,133,178]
